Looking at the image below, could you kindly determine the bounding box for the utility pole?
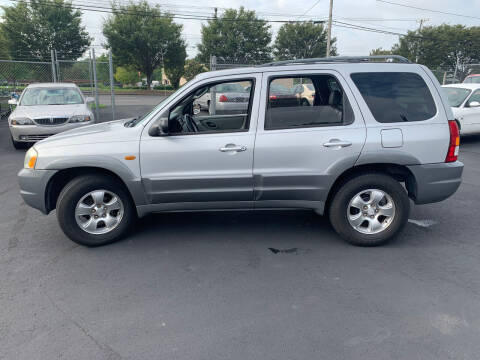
[326,0,334,57]
[214,7,217,18]
[415,18,428,63]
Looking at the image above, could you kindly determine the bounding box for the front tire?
[56,175,136,247]
[329,173,410,246]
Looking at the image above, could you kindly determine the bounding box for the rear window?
[351,72,436,123]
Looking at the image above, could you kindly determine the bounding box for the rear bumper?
[407,161,463,204]
[18,168,58,214]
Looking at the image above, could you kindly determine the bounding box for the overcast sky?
[4,0,480,60]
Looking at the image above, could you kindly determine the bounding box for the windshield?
[214,83,247,92]
[20,87,84,106]
[443,87,472,107]
[464,76,480,84]
[270,84,291,94]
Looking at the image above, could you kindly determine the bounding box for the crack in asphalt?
[44,292,123,360]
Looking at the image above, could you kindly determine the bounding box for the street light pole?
[326,0,334,57]
[415,18,428,63]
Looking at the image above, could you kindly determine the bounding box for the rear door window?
[265,75,354,130]
[351,72,436,123]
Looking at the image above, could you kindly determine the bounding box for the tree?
[115,66,140,86]
[164,35,186,89]
[391,25,480,78]
[103,1,186,87]
[0,0,90,61]
[369,47,393,56]
[197,7,272,64]
[273,22,336,60]
[0,30,10,59]
[184,59,208,81]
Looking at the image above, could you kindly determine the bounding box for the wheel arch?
[324,163,416,215]
[45,167,144,214]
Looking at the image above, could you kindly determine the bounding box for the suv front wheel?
[329,173,410,246]
[56,175,136,247]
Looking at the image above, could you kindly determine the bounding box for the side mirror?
[148,117,169,136]
[8,98,17,105]
[85,97,95,104]
[469,101,480,108]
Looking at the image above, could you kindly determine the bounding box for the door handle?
[323,139,352,148]
[219,144,247,152]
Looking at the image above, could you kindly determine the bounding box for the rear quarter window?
[351,72,437,123]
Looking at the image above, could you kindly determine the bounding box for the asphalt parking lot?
[2,112,480,359]
[97,94,163,120]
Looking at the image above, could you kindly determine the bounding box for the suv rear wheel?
[56,175,135,247]
[329,173,410,246]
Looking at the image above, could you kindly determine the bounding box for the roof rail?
[259,55,411,67]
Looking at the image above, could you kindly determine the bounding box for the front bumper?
[18,168,58,214]
[10,121,93,142]
[407,161,463,204]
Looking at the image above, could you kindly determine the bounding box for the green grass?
[89,103,108,109]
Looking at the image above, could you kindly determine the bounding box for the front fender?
[36,143,147,207]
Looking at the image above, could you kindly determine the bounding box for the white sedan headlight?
[24,147,38,169]
[10,117,34,125]
[69,115,92,123]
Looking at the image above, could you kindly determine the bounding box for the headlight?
[24,147,38,169]
[69,115,91,123]
[10,117,34,125]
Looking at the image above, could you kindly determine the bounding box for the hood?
[11,104,91,119]
[34,118,140,149]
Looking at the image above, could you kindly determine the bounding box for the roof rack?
[259,55,411,67]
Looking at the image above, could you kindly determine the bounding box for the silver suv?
[18,56,463,247]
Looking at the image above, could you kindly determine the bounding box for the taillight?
[219,94,228,102]
[269,95,277,100]
[445,120,460,163]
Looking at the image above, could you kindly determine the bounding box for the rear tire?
[56,175,136,247]
[329,173,410,246]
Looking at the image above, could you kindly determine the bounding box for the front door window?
[168,79,254,134]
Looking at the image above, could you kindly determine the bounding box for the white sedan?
[8,83,95,149]
[443,83,480,135]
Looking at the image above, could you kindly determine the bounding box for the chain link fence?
[0,60,53,117]
[0,49,117,121]
[209,55,267,71]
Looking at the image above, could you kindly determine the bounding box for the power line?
[376,0,480,21]
[5,0,442,48]
[7,0,323,23]
[301,0,323,17]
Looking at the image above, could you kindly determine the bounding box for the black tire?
[11,136,24,150]
[301,98,310,106]
[329,173,410,247]
[56,175,136,247]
